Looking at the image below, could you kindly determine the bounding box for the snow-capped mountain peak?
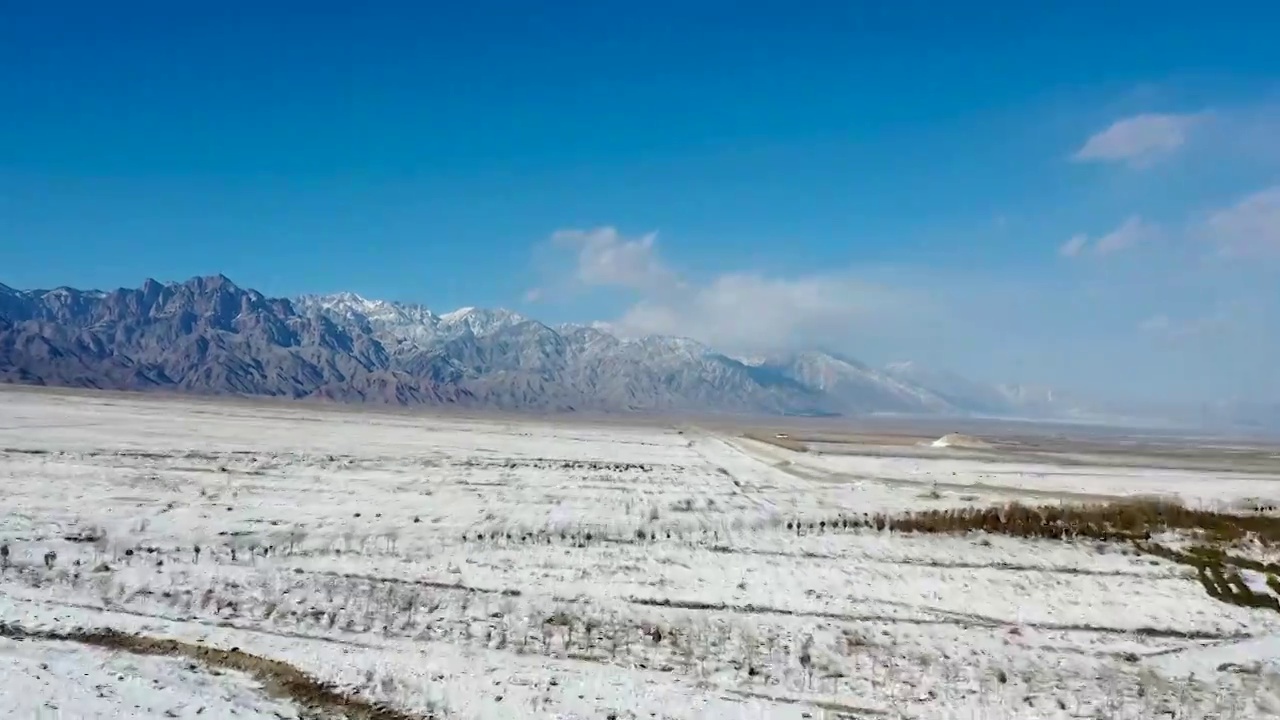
[296,291,413,319]
[288,292,1110,418]
[437,306,528,337]
[438,306,477,321]
[0,274,1113,421]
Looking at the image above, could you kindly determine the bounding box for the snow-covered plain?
[0,635,306,719]
[3,388,1280,719]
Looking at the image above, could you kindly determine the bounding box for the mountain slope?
[749,352,957,414]
[883,361,1016,415]
[1,276,835,414]
[0,276,469,404]
[884,360,1100,420]
[296,294,830,413]
[1,275,1113,419]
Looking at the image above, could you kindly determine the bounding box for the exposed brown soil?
[0,622,435,720]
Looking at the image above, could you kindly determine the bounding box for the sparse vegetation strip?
[706,544,1162,576]
[0,621,437,720]
[876,499,1280,615]
[625,596,1237,639]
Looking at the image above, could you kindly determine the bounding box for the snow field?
[771,436,1280,510]
[3,389,1280,718]
[0,634,306,719]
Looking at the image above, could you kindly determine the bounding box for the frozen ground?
[3,388,1280,718]
[0,634,304,719]
[743,435,1280,510]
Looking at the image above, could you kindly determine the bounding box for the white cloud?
[545,227,915,354]
[1059,234,1088,258]
[1072,112,1203,168]
[537,222,1280,403]
[1060,216,1157,258]
[1138,314,1172,333]
[1204,185,1280,257]
[617,273,910,353]
[551,226,678,291]
[1139,307,1237,341]
[1094,215,1156,255]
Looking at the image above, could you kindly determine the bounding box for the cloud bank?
[1060,216,1159,258]
[1072,112,1204,168]
[1204,185,1280,258]
[524,98,1280,404]
[537,226,916,354]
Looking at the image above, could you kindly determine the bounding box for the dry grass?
[0,622,435,720]
[866,498,1280,615]
[1131,542,1280,612]
[770,498,1280,616]
[876,498,1280,545]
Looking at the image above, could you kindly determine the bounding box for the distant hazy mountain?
[748,352,955,414]
[0,274,1105,420]
[883,360,1103,420]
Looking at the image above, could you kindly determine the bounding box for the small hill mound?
[930,432,990,449]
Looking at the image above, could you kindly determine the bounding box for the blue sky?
[2,2,1279,403]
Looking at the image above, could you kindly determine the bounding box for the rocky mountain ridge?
[1,275,1086,418]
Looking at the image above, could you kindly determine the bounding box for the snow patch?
[931,432,991,449]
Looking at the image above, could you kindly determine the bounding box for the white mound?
[931,432,990,449]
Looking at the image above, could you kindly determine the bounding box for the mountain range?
[0,274,1099,419]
